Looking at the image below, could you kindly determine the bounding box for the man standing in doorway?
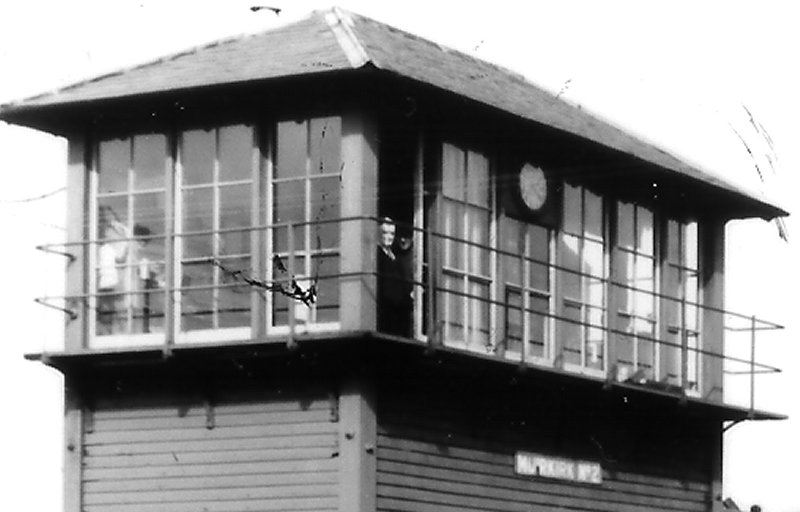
[377,217,413,336]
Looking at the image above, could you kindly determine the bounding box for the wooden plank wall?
[82,392,339,512]
[376,383,713,512]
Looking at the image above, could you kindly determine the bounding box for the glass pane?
[660,331,682,385]
[276,120,308,179]
[560,234,580,300]
[466,150,489,207]
[313,254,340,323]
[273,180,305,253]
[528,224,550,291]
[563,183,581,234]
[443,200,464,270]
[310,117,341,175]
[273,179,305,223]
[442,143,465,200]
[505,288,523,353]
[527,224,549,263]
[637,336,655,376]
[217,255,251,328]
[468,281,491,349]
[98,196,129,240]
[181,260,214,290]
[468,206,490,276]
[685,222,698,269]
[562,302,582,365]
[96,288,128,335]
[182,187,214,259]
[182,289,214,331]
[272,292,288,327]
[443,273,464,343]
[98,138,129,195]
[219,125,253,182]
[132,133,166,191]
[584,189,603,239]
[667,219,681,263]
[132,287,165,334]
[529,294,549,350]
[616,250,633,312]
[310,176,341,249]
[635,255,655,319]
[617,201,634,249]
[586,306,605,369]
[133,191,165,236]
[181,129,214,186]
[220,183,252,256]
[584,239,604,278]
[637,206,654,255]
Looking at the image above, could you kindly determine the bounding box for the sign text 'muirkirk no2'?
[514,451,603,484]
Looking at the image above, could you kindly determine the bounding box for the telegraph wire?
[0,186,65,203]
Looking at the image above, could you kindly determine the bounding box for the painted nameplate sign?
[514,451,602,484]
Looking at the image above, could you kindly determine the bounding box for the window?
[89,116,343,346]
[270,117,342,330]
[178,125,254,338]
[558,184,605,371]
[501,217,552,361]
[94,134,167,338]
[660,219,700,389]
[440,143,493,351]
[614,201,657,381]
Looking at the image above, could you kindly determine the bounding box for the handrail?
[35,214,783,414]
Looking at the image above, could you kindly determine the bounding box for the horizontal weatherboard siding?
[83,393,339,512]
[376,386,711,512]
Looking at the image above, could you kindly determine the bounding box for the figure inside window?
[97,205,130,334]
[377,217,413,336]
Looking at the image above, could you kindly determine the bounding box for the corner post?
[338,379,377,512]
[65,134,88,350]
[340,109,378,331]
[63,378,84,512]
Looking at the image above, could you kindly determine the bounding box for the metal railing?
[35,215,783,414]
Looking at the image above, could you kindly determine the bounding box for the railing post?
[425,227,440,350]
[750,315,757,417]
[680,294,689,394]
[521,248,530,364]
[287,223,297,349]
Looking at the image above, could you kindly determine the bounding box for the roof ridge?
[321,7,372,69]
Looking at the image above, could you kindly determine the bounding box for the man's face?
[379,222,396,249]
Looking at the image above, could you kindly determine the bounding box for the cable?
[0,186,66,204]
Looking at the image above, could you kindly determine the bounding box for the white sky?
[0,1,797,511]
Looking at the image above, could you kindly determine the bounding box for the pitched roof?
[0,8,786,218]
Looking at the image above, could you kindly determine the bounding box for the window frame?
[437,141,497,353]
[174,123,258,345]
[556,183,608,377]
[89,132,170,349]
[266,117,343,336]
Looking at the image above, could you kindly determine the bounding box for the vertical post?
[287,223,296,347]
[65,134,88,351]
[164,128,177,352]
[701,219,726,401]
[63,379,84,512]
[340,110,378,331]
[252,124,268,340]
[680,294,689,393]
[425,225,440,348]
[749,315,756,416]
[521,240,530,364]
[413,128,426,340]
[338,379,377,512]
